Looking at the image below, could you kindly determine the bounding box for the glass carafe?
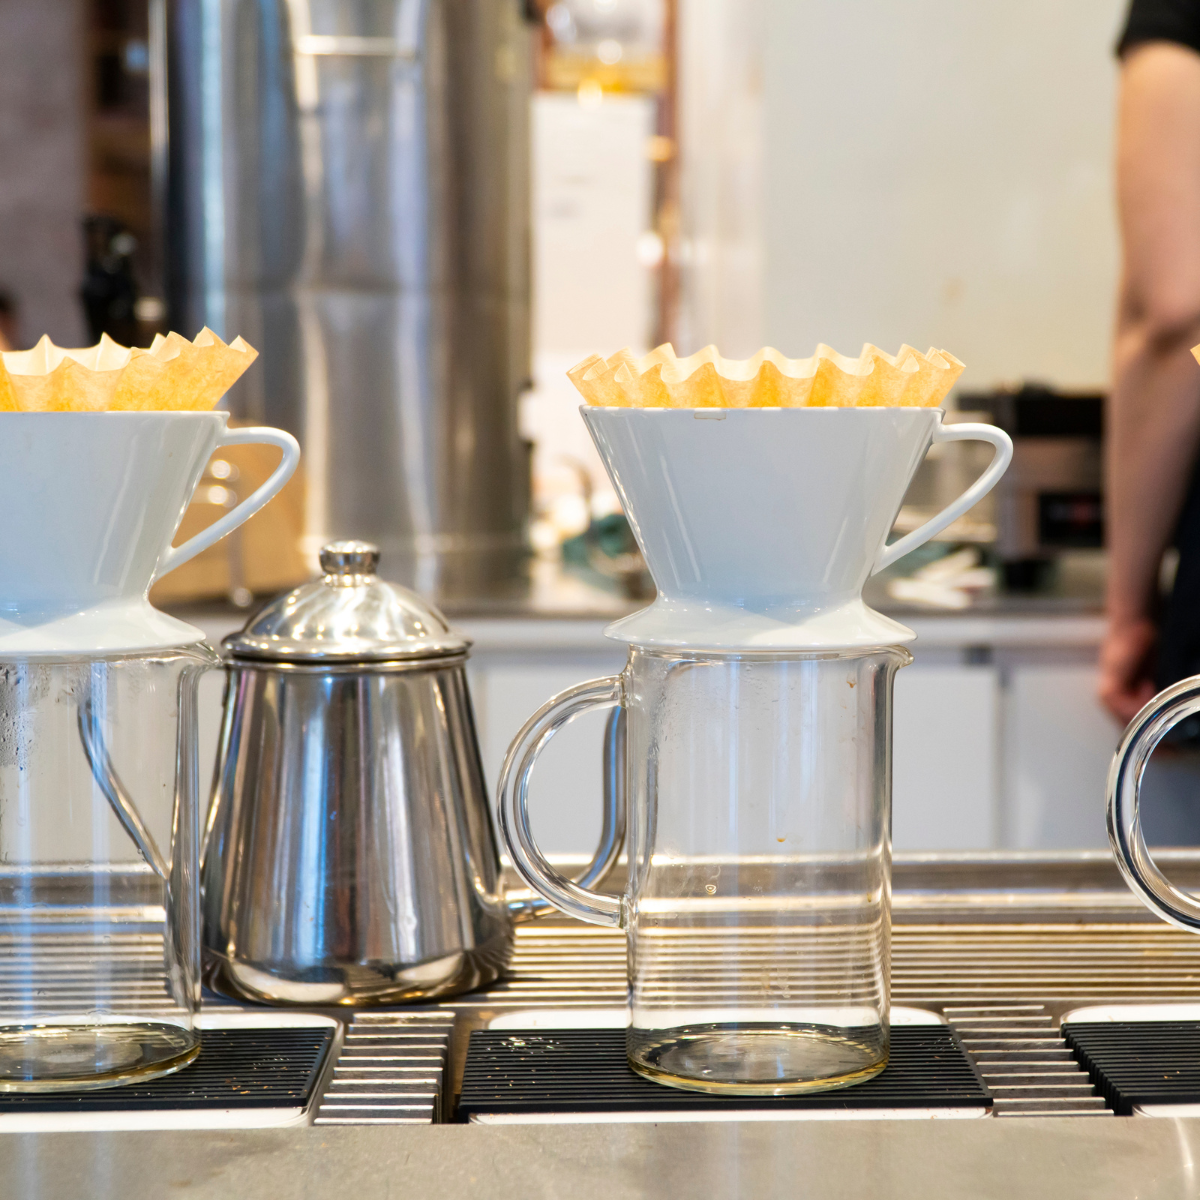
[0,644,216,1090]
[500,643,910,1096]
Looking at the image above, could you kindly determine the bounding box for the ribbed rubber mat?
[1064,1021,1200,1115]
[457,1026,990,1118]
[0,1027,333,1113]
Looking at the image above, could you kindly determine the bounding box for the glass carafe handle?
[499,676,625,929]
[1108,676,1200,930]
[78,694,170,881]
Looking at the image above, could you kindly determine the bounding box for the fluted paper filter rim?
[568,343,964,408]
[0,327,257,412]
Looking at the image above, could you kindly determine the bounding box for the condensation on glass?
[500,644,910,1096]
[0,646,214,1091]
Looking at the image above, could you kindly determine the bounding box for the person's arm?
[1100,40,1200,723]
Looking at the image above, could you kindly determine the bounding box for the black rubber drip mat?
[0,1027,333,1113]
[1064,1021,1200,1115]
[456,1026,990,1118]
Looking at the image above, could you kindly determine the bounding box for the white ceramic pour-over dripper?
[582,406,1012,651]
[0,412,300,655]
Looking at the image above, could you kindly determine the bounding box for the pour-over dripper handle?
[155,426,301,581]
[872,421,1013,574]
[499,676,625,929]
[1108,677,1200,931]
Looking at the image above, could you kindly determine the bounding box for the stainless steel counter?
[5,1111,1200,1198]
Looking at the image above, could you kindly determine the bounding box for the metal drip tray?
[9,855,1200,1129]
[0,876,456,1129]
[438,855,1200,1122]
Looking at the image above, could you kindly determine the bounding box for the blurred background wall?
[0,0,88,346]
[761,0,1127,389]
[0,0,1133,382]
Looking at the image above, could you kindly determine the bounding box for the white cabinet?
[462,613,1117,855]
[892,659,999,851]
[472,652,1006,856]
[892,647,1122,851]
[1003,653,1119,849]
[470,654,625,858]
[193,611,1121,855]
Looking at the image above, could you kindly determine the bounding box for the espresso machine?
[959,384,1105,590]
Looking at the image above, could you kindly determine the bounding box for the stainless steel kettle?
[201,541,622,1005]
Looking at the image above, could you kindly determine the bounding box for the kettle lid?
[224,541,469,662]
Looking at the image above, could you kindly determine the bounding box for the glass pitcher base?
[0,1022,199,1092]
[628,1022,887,1096]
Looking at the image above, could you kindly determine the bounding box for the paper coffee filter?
[0,327,258,412]
[568,343,964,408]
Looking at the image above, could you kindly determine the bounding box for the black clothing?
[1119,0,1200,59]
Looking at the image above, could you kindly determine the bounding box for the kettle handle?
[500,676,626,929]
[872,422,1013,574]
[1108,676,1200,931]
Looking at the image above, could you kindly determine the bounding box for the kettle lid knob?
[319,540,380,578]
[226,537,469,660]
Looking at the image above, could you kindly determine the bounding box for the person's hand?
[1098,615,1159,725]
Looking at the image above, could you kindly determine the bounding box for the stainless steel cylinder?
[202,654,511,1005]
[163,0,533,596]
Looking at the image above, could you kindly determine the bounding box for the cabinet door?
[471,657,625,858]
[1005,658,1117,849]
[477,655,1004,856]
[893,663,999,850]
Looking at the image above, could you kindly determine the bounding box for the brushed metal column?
[163,0,532,596]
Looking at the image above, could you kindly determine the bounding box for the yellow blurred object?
[568,343,965,409]
[0,328,257,412]
[543,53,667,94]
[149,433,308,608]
